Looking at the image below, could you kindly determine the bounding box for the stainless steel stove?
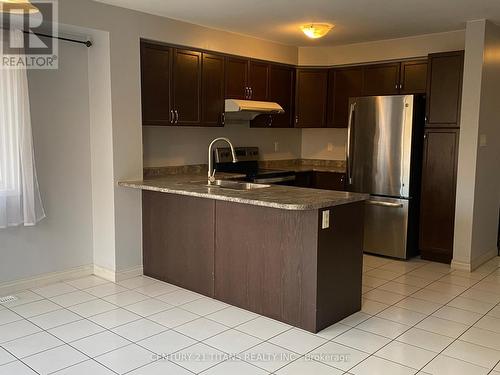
[214,147,296,185]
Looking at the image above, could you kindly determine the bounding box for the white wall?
[301,129,347,161]
[299,30,466,66]
[0,41,93,283]
[453,20,500,270]
[143,123,301,167]
[88,30,116,273]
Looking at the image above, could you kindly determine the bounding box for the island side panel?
[316,202,364,332]
[142,191,216,297]
[214,201,319,332]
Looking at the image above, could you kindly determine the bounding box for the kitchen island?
[120,174,367,333]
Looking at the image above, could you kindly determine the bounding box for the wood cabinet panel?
[140,42,172,126]
[248,61,269,101]
[316,203,363,330]
[401,60,428,94]
[363,63,400,96]
[215,201,318,327]
[419,129,459,263]
[426,51,464,127]
[295,69,328,128]
[172,49,202,126]
[294,171,314,188]
[214,200,364,332]
[313,172,346,191]
[225,57,248,99]
[142,191,215,296]
[332,67,363,128]
[252,64,294,128]
[201,53,225,127]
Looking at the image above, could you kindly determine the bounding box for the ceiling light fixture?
[0,0,40,14]
[300,23,334,39]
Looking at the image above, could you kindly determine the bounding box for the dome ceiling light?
[300,23,334,39]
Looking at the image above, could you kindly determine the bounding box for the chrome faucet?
[208,137,237,183]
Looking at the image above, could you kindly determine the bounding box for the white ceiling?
[94,0,500,46]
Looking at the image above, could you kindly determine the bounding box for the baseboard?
[93,264,144,283]
[116,265,144,282]
[93,265,118,282]
[451,248,498,272]
[451,259,473,272]
[0,263,145,297]
[0,265,94,296]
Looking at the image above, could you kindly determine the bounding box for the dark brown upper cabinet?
[140,43,172,126]
[363,63,401,96]
[201,53,225,127]
[172,49,202,126]
[248,61,269,101]
[225,57,270,101]
[295,69,329,128]
[330,67,363,128]
[419,128,459,263]
[252,64,294,128]
[225,57,248,100]
[426,51,464,128]
[400,60,428,94]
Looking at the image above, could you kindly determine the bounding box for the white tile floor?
[1,255,500,374]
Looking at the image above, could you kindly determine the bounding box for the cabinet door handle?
[250,87,253,99]
[169,110,174,124]
[221,113,225,126]
[175,110,179,124]
[295,115,299,125]
[244,87,249,99]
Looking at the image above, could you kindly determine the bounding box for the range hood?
[224,99,284,121]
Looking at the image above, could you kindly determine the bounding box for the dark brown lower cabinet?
[294,172,314,188]
[294,171,347,191]
[313,172,346,191]
[142,190,364,333]
[142,191,215,297]
[215,201,364,332]
[419,129,459,263]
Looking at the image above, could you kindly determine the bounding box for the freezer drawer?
[364,196,409,259]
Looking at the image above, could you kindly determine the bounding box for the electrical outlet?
[327,143,333,152]
[274,142,279,152]
[322,210,330,229]
[479,134,487,147]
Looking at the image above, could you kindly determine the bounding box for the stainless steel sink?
[190,180,270,191]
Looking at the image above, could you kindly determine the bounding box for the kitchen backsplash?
[142,122,347,168]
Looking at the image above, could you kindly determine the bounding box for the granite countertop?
[119,173,368,211]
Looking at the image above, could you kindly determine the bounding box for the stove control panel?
[215,147,259,163]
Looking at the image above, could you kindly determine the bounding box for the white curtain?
[0,30,45,228]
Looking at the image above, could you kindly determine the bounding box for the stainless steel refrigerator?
[346,95,425,259]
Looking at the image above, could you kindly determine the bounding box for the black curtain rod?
[23,31,92,47]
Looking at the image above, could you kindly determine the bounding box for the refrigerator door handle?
[366,200,404,208]
[346,102,356,185]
